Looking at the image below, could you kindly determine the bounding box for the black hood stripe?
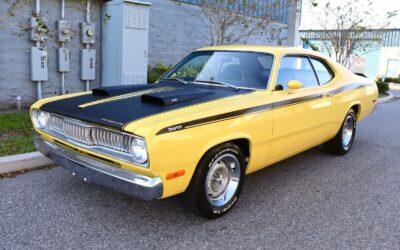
[40,81,252,129]
[79,86,179,108]
[156,83,370,135]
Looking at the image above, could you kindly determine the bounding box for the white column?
[286,1,301,47]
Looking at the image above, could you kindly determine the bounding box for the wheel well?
[350,104,361,120]
[228,138,250,160]
[202,139,250,162]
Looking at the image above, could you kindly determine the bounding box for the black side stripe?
[272,94,323,108]
[156,103,274,135]
[156,83,371,135]
[156,94,322,135]
[328,83,364,96]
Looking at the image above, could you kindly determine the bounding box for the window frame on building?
[175,0,290,24]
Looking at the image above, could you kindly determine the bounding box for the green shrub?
[383,77,400,83]
[172,64,204,79]
[375,80,390,94]
[147,63,173,83]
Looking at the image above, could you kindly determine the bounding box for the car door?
[268,55,333,163]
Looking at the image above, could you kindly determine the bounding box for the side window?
[276,56,319,90]
[310,58,334,85]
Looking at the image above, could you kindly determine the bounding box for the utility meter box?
[58,48,70,72]
[81,49,96,80]
[102,0,151,86]
[81,23,96,44]
[30,17,48,41]
[30,47,48,81]
[57,20,71,42]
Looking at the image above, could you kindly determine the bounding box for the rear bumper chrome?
[33,135,163,201]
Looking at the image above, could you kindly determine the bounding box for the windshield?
[163,51,274,89]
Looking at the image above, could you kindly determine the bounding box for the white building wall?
[378,47,400,78]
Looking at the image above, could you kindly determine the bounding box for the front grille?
[48,114,133,154]
[91,127,134,152]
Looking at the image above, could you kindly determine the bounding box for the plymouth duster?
[31,45,378,218]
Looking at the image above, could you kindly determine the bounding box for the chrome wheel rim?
[206,154,241,207]
[342,115,354,150]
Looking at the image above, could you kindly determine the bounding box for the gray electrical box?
[58,48,70,72]
[57,20,71,42]
[102,1,151,86]
[30,17,48,41]
[81,49,96,80]
[81,23,96,44]
[31,47,48,81]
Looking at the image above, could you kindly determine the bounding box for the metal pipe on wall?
[36,0,42,99]
[86,0,91,24]
[60,0,66,95]
[85,0,91,92]
[61,0,65,19]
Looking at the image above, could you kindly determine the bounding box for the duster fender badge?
[168,125,183,132]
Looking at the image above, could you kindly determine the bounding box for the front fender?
[146,112,271,198]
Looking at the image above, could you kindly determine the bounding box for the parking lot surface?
[1,100,400,249]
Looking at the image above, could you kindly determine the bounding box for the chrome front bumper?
[33,135,163,201]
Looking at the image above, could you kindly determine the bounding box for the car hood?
[40,81,252,129]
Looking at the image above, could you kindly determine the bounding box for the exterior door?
[269,55,333,163]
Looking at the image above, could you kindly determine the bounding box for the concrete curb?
[377,93,396,104]
[0,152,55,174]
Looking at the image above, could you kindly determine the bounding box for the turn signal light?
[166,169,185,180]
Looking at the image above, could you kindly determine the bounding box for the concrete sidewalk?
[0,152,54,175]
[389,83,400,98]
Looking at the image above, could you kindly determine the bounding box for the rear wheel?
[185,143,245,219]
[324,109,357,155]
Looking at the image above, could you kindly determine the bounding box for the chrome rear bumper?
[33,135,163,201]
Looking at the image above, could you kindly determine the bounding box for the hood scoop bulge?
[92,85,152,96]
[141,88,214,106]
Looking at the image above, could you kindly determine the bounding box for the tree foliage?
[197,0,299,45]
[308,0,398,68]
[0,0,31,25]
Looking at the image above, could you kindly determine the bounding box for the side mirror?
[287,80,302,94]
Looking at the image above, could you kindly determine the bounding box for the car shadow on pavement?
[51,144,339,223]
[0,134,380,248]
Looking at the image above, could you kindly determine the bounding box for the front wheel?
[185,143,245,219]
[324,109,357,155]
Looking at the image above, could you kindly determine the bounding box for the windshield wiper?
[163,77,188,84]
[194,80,240,91]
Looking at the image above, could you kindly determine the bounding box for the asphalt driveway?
[1,100,400,249]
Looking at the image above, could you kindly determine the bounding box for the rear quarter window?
[310,58,334,85]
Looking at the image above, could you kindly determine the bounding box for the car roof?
[196,45,328,59]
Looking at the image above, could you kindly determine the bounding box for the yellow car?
[31,45,378,218]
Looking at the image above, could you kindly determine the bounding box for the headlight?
[130,138,148,165]
[32,109,50,130]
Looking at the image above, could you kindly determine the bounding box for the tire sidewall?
[341,110,357,152]
[192,143,245,218]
